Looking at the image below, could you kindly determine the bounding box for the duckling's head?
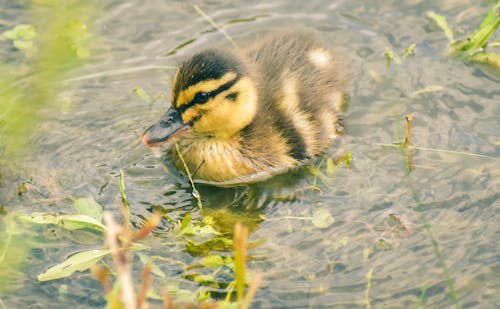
[143,49,258,147]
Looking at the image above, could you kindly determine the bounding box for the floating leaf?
[192,274,216,284]
[185,237,233,256]
[200,254,225,267]
[73,197,103,222]
[18,212,106,231]
[180,224,218,237]
[180,212,191,230]
[311,208,335,229]
[38,248,110,281]
[2,24,37,41]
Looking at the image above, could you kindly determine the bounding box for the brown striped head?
[142,49,258,147]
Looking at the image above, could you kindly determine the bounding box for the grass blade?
[427,11,454,42]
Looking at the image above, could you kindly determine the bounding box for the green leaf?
[2,24,37,41]
[384,47,400,67]
[37,248,110,281]
[197,289,211,302]
[185,237,233,256]
[451,4,500,55]
[200,254,225,267]
[469,51,500,69]
[13,40,34,52]
[311,208,335,229]
[60,19,91,59]
[454,19,500,54]
[180,212,191,230]
[326,158,335,176]
[180,224,218,237]
[427,11,454,42]
[73,197,103,222]
[193,274,216,284]
[18,212,106,231]
[402,43,416,58]
[479,3,500,29]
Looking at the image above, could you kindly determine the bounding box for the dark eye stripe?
[178,75,240,114]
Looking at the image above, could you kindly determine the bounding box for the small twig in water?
[91,264,111,294]
[405,113,415,172]
[175,143,203,209]
[405,113,414,147]
[193,4,237,47]
[378,143,493,159]
[119,170,131,228]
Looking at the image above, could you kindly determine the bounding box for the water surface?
[1,0,499,308]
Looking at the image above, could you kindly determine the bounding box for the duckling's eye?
[193,92,209,104]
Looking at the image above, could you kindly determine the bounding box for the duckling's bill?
[142,107,190,147]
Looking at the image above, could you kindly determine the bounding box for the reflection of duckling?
[142,30,346,183]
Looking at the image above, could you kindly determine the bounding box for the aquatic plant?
[428,3,500,69]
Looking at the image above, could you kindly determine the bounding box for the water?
[1,0,499,308]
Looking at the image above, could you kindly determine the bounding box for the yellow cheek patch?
[192,77,257,138]
[181,106,201,123]
[175,72,237,109]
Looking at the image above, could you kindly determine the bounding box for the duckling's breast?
[169,131,298,182]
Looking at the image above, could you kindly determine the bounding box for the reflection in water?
[143,162,320,236]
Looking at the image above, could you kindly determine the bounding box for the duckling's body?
[143,30,345,182]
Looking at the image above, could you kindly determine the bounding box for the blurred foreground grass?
[0,0,98,156]
[0,0,98,296]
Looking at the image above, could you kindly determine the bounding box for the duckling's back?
[242,30,345,161]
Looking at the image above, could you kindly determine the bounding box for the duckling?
[142,30,345,183]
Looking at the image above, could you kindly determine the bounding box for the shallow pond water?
[1,0,499,308]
